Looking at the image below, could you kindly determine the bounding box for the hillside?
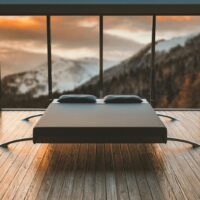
[71,33,200,108]
[1,33,200,108]
[1,57,100,107]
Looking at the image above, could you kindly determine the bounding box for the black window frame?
[1,14,200,111]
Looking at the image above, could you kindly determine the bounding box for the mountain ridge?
[2,33,200,108]
[70,33,200,107]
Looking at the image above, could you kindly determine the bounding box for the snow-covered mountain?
[2,57,114,99]
[72,32,200,108]
[2,57,101,98]
[2,32,200,108]
[155,33,199,52]
[0,47,47,78]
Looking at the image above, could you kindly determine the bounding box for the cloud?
[0,46,47,77]
[104,16,152,31]
[103,33,144,61]
[51,16,99,50]
[0,16,46,41]
[156,16,200,39]
[0,16,150,60]
[0,15,199,61]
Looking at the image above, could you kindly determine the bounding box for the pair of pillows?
[58,94,143,103]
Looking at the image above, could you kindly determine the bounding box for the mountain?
[0,47,47,77]
[2,33,200,108]
[2,57,99,94]
[155,33,198,53]
[70,33,200,108]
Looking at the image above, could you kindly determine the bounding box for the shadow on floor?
[40,143,165,173]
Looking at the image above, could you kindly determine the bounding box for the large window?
[155,16,200,108]
[1,15,200,109]
[103,16,152,100]
[51,16,99,98]
[0,16,48,108]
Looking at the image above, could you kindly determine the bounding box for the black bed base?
[0,137,199,148]
[22,114,43,121]
[157,114,178,121]
[0,137,33,148]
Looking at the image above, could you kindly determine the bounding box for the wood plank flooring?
[0,111,200,200]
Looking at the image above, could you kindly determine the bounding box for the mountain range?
[70,33,200,108]
[1,33,200,108]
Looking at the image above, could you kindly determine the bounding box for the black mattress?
[33,99,167,143]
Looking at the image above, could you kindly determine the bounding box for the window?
[51,16,99,98]
[103,16,152,100]
[0,16,48,108]
[155,16,200,108]
[1,15,199,109]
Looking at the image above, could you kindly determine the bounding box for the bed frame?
[1,99,199,148]
[1,1,200,149]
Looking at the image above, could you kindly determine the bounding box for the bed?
[0,99,199,148]
[33,99,167,144]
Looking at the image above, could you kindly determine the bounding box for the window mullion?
[46,15,53,101]
[99,15,104,98]
[150,15,156,107]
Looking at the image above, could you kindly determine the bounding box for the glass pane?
[51,16,99,98]
[155,16,200,108]
[103,16,152,100]
[0,16,48,108]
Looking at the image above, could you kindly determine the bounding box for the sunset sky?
[0,16,200,75]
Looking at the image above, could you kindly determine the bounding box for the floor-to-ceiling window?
[155,16,200,108]
[102,16,152,100]
[51,16,99,98]
[1,15,200,109]
[0,16,48,108]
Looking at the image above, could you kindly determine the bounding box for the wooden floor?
[0,111,200,200]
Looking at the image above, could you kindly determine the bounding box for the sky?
[0,15,200,74]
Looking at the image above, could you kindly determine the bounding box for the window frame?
[1,15,199,110]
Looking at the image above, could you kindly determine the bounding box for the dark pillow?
[104,95,143,103]
[58,94,97,103]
